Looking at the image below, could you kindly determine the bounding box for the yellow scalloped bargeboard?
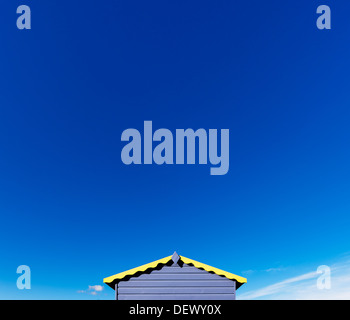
[103,254,247,288]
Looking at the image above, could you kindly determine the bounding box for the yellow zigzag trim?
[180,255,247,284]
[103,255,172,284]
[103,255,247,285]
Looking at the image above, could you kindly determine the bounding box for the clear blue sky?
[1,1,350,299]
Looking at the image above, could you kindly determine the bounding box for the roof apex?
[171,251,180,264]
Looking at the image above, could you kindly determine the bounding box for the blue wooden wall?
[116,263,236,300]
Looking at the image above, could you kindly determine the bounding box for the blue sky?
[1,1,350,299]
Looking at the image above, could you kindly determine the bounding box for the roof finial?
[171,251,180,264]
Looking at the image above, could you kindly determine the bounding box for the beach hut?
[103,252,247,300]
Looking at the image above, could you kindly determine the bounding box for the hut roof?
[103,252,247,289]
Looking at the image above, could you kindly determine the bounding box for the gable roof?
[103,252,247,289]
